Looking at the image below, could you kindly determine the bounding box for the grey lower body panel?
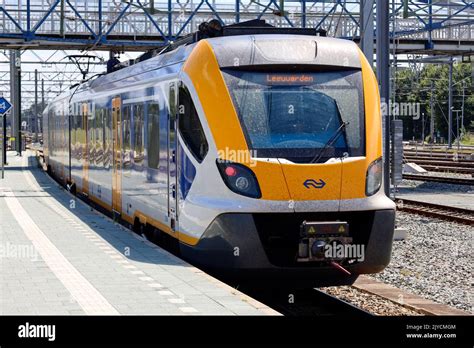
[180,210,395,287]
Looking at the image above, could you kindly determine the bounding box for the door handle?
[171,184,176,199]
[171,149,176,163]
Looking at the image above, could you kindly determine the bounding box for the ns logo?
[303,179,326,189]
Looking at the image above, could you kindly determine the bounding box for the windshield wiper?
[310,121,349,164]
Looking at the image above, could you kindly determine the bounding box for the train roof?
[46,20,362,109]
[207,34,361,69]
[90,33,361,90]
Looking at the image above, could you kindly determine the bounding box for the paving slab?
[0,151,279,316]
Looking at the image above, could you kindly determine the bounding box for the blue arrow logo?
[303,179,326,189]
[0,97,12,115]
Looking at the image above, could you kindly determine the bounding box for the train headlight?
[217,161,262,199]
[365,157,383,196]
[235,177,250,191]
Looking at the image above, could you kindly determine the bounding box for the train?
[43,20,396,287]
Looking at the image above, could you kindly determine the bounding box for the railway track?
[403,154,474,175]
[403,157,474,168]
[396,198,474,225]
[411,165,474,175]
[402,173,474,185]
[240,287,374,316]
[403,154,474,168]
[404,149,474,159]
[403,151,474,162]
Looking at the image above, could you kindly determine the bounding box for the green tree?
[393,62,473,142]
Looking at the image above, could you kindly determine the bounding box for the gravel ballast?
[369,211,473,313]
[322,286,423,316]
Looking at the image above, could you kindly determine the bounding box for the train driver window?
[178,86,208,162]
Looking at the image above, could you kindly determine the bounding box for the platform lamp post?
[9,50,21,156]
[1,95,5,166]
[421,112,425,146]
[376,0,391,196]
[448,57,453,148]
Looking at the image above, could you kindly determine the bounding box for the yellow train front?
[43,24,396,287]
[181,34,396,286]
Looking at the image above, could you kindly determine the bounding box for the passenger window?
[95,108,103,167]
[133,103,144,166]
[87,104,95,167]
[122,105,132,172]
[147,103,160,170]
[104,108,111,169]
[178,86,208,162]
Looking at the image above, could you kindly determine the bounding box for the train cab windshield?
[222,69,365,163]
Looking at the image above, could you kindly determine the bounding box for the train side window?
[95,108,104,167]
[178,86,208,162]
[123,105,132,172]
[104,108,111,169]
[77,109,82,160]
[71,109,76,159]
[49,109,54,156]
[133,103,144,166]
[147,102,160,170]
[87,104,95,168]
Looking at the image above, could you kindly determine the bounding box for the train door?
[82,103,89,195]
[168,82,178,232]
[112,97,122,215]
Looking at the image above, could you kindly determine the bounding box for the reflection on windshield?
[222,70,365,161]
[261,88,347,149]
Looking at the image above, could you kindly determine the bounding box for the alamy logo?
[324,242,365,262]
[381,101,421,120]
[0,242,39,261]
[217,148,258,167]
[18,322,56,341]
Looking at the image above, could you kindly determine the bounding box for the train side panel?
[119,82,172,236]
[44,98,70,185]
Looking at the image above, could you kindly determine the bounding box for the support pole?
[376,0,390,196]
[60,0,65,37]
[301,0,306,28]
[456,111,459,150]
[461,80,465,137]
[448,58,453,148]
[2,110,5,165]
[168,0,172,39]
[98,0,102,36]
[34,68,38,142]
[10,50,21,155]
[235,0,240,23]
[421,113,424,144]
[427,0,433,49]
[41,78,44,135]
[360,0,374,66]
[1,113,4,177]
[430,81,434,143]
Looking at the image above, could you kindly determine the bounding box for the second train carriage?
[43,22,396,286]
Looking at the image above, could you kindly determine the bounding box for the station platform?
[0,151,278,315]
